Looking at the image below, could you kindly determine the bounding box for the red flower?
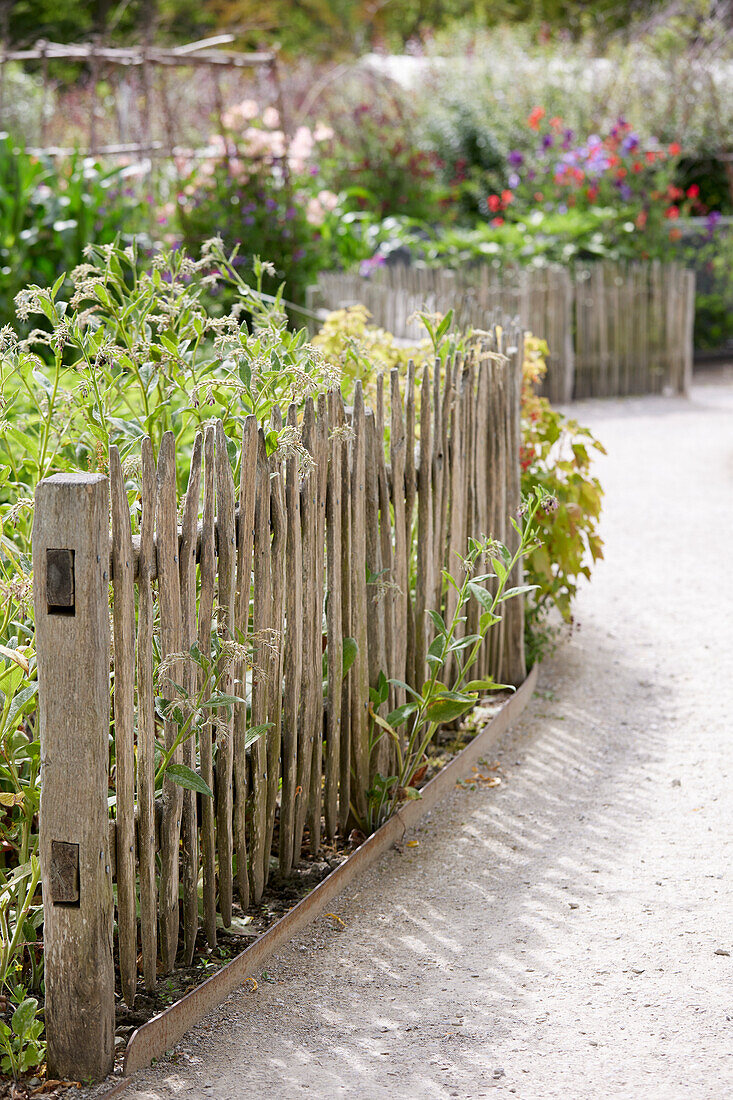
[668,142,681,156]
[533,191,544,202]
[635,210,648,229]
[669,227,682,241]
[490,216,504,227]
[501,189,514,205]
[549,116,563,131]
[616,167,627,179]
[585,186,598,202]
[632,162,643,174]
[528,106,546,130]
[664,205,680,219]
[488,194,502,212]
[687,183,700,198]
[645,150,657,164]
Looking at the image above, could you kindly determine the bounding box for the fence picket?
[179,433,202,965]
[350,381,370,821]
[109,447,137,1006]
[307,396,329,853]
[234,415,258,910]
[404,361,417,689]
[250,430,271,900]
[137,438,157,988]
[156,431,184,972]
[338,391,352,832]
[390,370,407,706]
[266,418,286,871]
[215,420,236,926]
[198,426,217,946]
[294,399,318,860]
[325,388,343,842]
[375,374,395,716]
[414,365,433,688]
[280,404,302,872]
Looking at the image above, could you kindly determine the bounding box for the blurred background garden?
[0,0,731,350]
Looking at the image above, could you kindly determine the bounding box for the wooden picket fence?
[308,259,695,402]
[32,332,525,1080]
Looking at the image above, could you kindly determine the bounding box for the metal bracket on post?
[32,472,115,1082]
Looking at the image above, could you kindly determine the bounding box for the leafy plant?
[0,992,45,1080]
[154,634,271,798]
[520,335,605,651]
[360,488,551,833]
[0,240,339,531]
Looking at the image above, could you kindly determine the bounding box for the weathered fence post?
[32,473,115,1082]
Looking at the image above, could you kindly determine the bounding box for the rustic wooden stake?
[33,472,115,1082]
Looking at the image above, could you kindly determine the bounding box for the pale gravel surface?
[122,374,733,1100]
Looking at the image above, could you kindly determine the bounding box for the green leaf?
[426,609,447,636]
[467,581,494,613]
[425,697,474,723]
[165,763,213,798]
[462,678,512,693]
[386,702,417,728]
[11,998,38,1041]
[202,693,244,708]
[479,610,501,632]
[244,722,271,747]
[5,683,38,733]
[435,309,453,340]
[499,585,539,601]
[388,678,423,702]
[448,633,481,652]
[426,634,445,667]
[342,637,357,678]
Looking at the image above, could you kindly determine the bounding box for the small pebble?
[714,948,730,957]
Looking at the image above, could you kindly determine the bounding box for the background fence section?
[32,333,524,1079]
[308,259,695,402]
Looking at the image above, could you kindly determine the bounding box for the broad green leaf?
[202,693,244,708]
[425,697,474,723]
[467,581,494,613]
[342,637,358,678]
[499,585,540,600]
[386,702,417,728]
[11,998,38,1041]
[426,608,447,635]
[165,763,213,798]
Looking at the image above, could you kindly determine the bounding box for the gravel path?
[124,375,733,1099]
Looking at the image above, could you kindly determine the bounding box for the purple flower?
[265,198,278,212]
[508,150,524,167]
[562,129,574,149]
[620,184,633,201]
[359,254,386,277]
[621,133,639,154]
[244,215,255,226]
[508,171,520,188]
[541,134,554,149]
[558,203,568,213]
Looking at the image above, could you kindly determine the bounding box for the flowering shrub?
[170,101,339,303]
[317,83,453,223]
[485,110,717,261]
